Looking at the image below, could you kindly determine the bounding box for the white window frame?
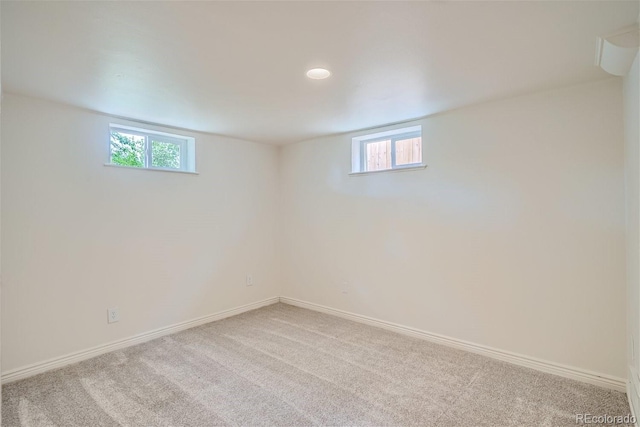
[351,125,425,175]
[106,124,197,174]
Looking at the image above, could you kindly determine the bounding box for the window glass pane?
[395,137,422,166]
[110,132,145,167]
[151,140,181,169]
[365,139,392,171]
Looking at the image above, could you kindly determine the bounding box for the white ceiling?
[2,1,638,145]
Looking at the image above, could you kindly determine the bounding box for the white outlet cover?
[107,307,120,324]
[246,274,253,286]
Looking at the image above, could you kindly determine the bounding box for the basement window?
[351,125,425,174]
[107,124,196,173]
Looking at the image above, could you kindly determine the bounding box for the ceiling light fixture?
[306,68,331,80]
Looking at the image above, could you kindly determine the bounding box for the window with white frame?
[351,125,424,174]
[108,124,196,173]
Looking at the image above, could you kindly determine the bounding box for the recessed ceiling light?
[306,68,331,80]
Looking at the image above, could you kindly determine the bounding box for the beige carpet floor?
[1,303,633,426]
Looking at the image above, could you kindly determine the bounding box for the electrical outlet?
[107,307,120,324]
[341,281,349,294]
[246,274,254,286]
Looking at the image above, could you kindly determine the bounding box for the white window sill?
[104,163,199,175]
[349,163,427,176]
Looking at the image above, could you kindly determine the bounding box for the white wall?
[0,94,281,373]
[0,77,630,386]
[280,78,627,379]
[625,52,640,413]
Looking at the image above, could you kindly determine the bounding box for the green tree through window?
[110,131,144,167]
[109,126,193,172]
[151,140,181,169]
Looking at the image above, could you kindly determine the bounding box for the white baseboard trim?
[2,295,627,394]
[280,296,627,392]
[628,368,640,426]
[1,297,280,384]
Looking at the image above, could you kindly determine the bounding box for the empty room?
[1,1,639,426]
